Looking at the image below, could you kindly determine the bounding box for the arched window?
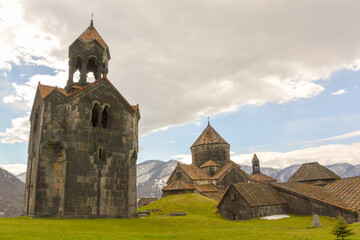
[91,103,100,127]
[101,105,109,128]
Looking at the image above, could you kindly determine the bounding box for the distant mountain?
[3,161,359,204]
[137,160,178,201]
[0,167,24,217]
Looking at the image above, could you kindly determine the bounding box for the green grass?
[0,194,359,240]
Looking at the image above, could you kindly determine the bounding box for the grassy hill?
[0,194,359,240]
[137,193,218,215]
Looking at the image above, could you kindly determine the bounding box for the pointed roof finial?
[207,116,210,125]
[90,12,94,26]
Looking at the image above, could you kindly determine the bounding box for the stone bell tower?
[23,21,140,218]
[66,19,110,91]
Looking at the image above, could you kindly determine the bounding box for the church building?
[163,122,251,201]
[23,21,140,218]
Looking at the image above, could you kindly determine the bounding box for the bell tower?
[66,20,111,91]
[252,153,261,174]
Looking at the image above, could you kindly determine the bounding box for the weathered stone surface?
[23,24,140,218]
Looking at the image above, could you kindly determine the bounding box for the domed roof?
[191,123,229,148]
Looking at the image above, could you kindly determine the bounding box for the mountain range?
[136,160,360,200]
[1,160,359,216]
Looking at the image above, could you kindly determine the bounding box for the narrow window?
[92,103,100,127]
[98,147,103,160]
[33,110,40,133]
[231,192,236,201]
[101,106,109,128]
[176,172,181,180]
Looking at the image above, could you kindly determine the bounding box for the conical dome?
[190,123,230,168]
[191,123,229,148]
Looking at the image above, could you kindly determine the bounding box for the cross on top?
[91,13,94,26]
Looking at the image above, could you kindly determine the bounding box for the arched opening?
[86,57,98,82]
[91,103,100,127]
[101,105,109,128]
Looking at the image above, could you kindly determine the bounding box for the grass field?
[0,194,359,240]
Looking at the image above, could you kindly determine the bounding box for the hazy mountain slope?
[137,160,178,200]
[0,168,24,217]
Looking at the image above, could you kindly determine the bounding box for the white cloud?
[0,164,27,175]
[310,130,360,143]
[331,89,346,95]
[231,142,360,168]
[3,71,67,109]
[2,0,360,137]
[0,115,29,144]
[161,140,175,145]
[0,0,64,71]
[171,154,191,164]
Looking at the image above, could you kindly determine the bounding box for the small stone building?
[23,22,140,218]
[218,163,360,222]
[138,198,158,208]
[217,182,288,220]
[163,123,251,201]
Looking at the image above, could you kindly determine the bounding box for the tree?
[331,215,355,240]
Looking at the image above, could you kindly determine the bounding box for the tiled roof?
[138,198,157,205]
[251,173,277,182]
[271,182,352,211]
[211,162,233,179]
[191,123,229,148]
[37,78,138,112]
[38,84,68,99]
[162,180,194,191]
[179,164,211,180]
[200,160,220,168]
[211,161,252,181]
[201,192,224,202]
[325,176,360,211]
[77,25,108,48]
[252,153,259,163]
[193,184,219,193]
[288,162,340,182]
[233,182,287,207]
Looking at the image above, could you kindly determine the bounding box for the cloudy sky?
[0,0,360,169]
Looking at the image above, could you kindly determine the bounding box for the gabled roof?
[178,164,211,180]
[193,184,219,193]
[271,182,352,211]
[37,78,138,112]
[191,123,229,148]
[202,192,224,202]
[200,160,220,168]
[232,182,287,207]
[325,176,360,211]
[77,25,108,48]
[288,162,340,183]
[162,180,194,191]
[211,161,252,181]
[38,84,68,99]
[251,173,277,182]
